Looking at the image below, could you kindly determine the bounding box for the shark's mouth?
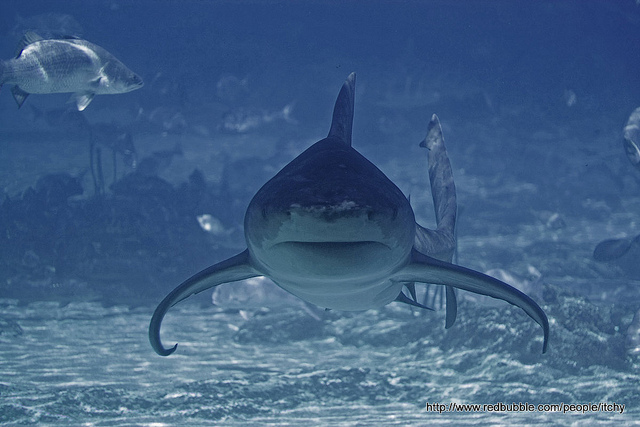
[262,240,396,281]
[273,240,391,253]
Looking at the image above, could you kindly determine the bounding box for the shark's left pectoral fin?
[72,92,95,111]
[393,249,549,353]
[149,249,260,356]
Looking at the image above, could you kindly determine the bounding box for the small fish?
[220,102,295,133]
[136,106,188,135]
[624,107,640,169]
[593,234,640,262]
[197,214,232,236]
[0,32,143,111]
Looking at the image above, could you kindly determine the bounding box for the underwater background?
[1,0,640,425]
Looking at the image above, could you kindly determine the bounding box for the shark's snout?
[254,200,410,249]
[246,198,415,291]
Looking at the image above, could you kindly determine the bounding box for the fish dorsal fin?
[15,32,44,57]
[328,72,356,147]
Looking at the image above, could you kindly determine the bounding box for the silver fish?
[0,32,143,111]
[220,102,295,134]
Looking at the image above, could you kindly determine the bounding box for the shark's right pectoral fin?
[149,249,260,356]
[393,249,549,353]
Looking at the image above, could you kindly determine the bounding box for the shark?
[149,73,549,356]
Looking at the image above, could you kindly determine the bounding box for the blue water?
[1,1,640,425]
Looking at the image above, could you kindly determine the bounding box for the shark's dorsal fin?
[15,32,44,57]
[328,72,356,147]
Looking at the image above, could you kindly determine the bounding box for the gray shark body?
[0,32,143,110]
[150,73,549,356]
